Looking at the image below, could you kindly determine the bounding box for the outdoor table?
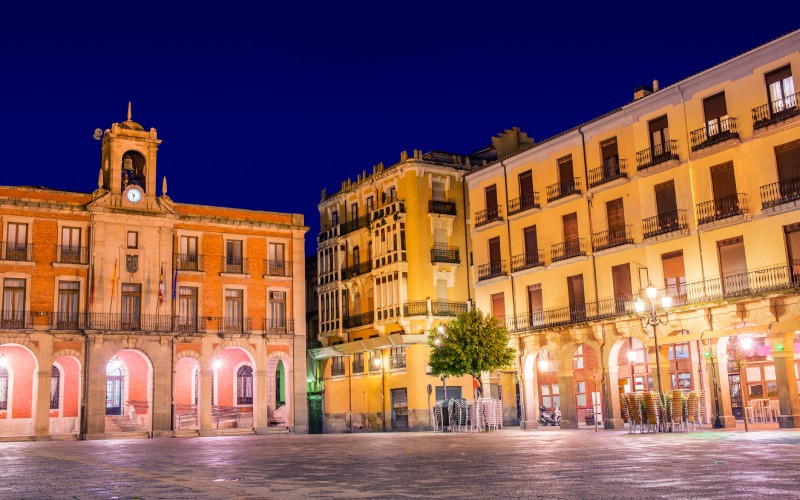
[750,398,770,422]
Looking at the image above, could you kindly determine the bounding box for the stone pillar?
[555,354,577,429]
[480,371,492,398]
[603,365,624,429]
[33,368,52,439]
[293,335,309,433]
[769,332,800,428]
[151,343,172,437]
[84,339,111,438]
[198,366,213,435]
[254,341,269,433]
[707,346,736,428]
[519,352,539,430]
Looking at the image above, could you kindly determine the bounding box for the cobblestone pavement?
[2,428,800,499]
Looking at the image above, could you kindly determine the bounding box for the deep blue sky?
[1,10,797,256]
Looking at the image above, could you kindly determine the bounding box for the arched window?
[236,365,253,405]
[0,366,8,410]
[275,360,285,409]
[50,366,60,410]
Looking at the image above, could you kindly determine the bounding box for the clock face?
[126,188,142,203]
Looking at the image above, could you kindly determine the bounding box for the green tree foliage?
[428,308,515,379]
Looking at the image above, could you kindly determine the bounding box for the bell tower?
[98,103,162,208]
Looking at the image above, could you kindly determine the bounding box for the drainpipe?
[80,332,89,440]
[499,160,518,319]
[578,128,601,303]
[461,174,472,302]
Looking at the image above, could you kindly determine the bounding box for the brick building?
[0,106,308,440]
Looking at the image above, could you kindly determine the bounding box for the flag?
[171,265,178,302]
[158,260,165,305]
[110,255,118,310]
[88,254,95,310]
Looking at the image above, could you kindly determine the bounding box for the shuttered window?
[563,212,578,243]
[491,292,505,320]
[432,181,445,201]
[485,185,498,210]
[662,251,687,297]
[776,140,800,182]
[600,137,619,165]
[527,284,543,312]
[718,237,747,277]
[711,162,737,200]
[611,263,632,299]
[519,170,534,197]
[567,274,585,322]
[523,225,538,255]
[606,198,625,231]
[649,115,670,148]
[655,180,678,216]
[766,66,793,87]
[436,279,448,301]
[703,92,728,122]
[488,237,501,264]
[558,155,574,183]
[785,223,800,278]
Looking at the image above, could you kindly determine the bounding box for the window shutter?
[523,225,538,254]
[661,251,686,283]
[611,263,632,299]
[702,92,728,121]
[600,137,618,162]
[527,284,543,312]
[485,185,498,209]
[648,115,669,135]
[488,237,501,264]
[718,237,747,277]
[519,171,534,197]
[776,141,800,182]
[563,212,578,242]
[654,180,678,215]
[710,162,737,200]
[567,274,585,307]
[766,66,792,86]
[558,155,574,182]
[606,198,625,230]
[491,292,505,320]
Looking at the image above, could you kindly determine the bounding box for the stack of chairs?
[433,401,442,431]
[686,391,703,431]
[699,390,708,424]
[670,390,684,432]
[643,392,660,433]
[471,398,484,431]
[483,398,499,431]
[496,398,504,430]
[625,393,643,433]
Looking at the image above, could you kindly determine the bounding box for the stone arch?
[50,354,82,434]
[265,351,292,427]
[104,348,154,427]
[51,348,82,363]
[520,349,541,428]
[174,348,201,363]
[0,342,40,437]
[210,341,257,368]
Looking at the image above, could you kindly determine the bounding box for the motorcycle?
[539,405,562,426]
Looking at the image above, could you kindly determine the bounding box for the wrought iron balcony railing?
[551,239,587,262]
[343,311,374,329]
[220,317,252,334]
[431,300,468,316]
[176,254,204,272]
[752,92,800,130]
[477,261,507,281]
[222,257,248,275]
[331,360,346,377]
[352,358,365,374]
[642,210,688,239]
[760,178,800,209]
[340,214,370,236]
[690,117,739,151]
[341,260,372,280]
[592,225,633,252]
[390,353,406,369]
[1,242,33,262]
[430,244,460,264]
[474,205,503,227]
[546,178,581,202]
[636,140,679,170]
[508,193,541,215]
[263,318,294,334]
[428,200,457,216]
[264,260,292,277]
[403,301,428,316]
[588,159,627,188]
[54,245,89,265]
[696,193,748,225]
[511,250,545,272]
[0,311,33,330]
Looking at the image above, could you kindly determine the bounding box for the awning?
[308,333,427,360]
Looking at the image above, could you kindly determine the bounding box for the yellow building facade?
[311,146,524,431]
[467,31,800,429]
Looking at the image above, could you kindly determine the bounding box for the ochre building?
[466,31,800,429]
[310,142,529,432]
[0,107,308,440]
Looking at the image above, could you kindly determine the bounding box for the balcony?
[636,140,679,171]
[591,225,633,252]
[696,193,748,225]
[53,245,89,265]
[428,200,456,216]
[220,317,252,334]
[343,311,374,329]
[474,205,503,228]
[403,301,428,316]
[551,239,587,262]
[430,244,460,264]
[690,117,739,151]
[390,352,406,369]
[341,260,372,280]
[511,250,545,273]
[172,316,207,333]
[222,257,248,275]
[331,360,346,377]
[642,210,688,239]
[431,300,467,316]
[588,160,627,189]
[0,311,33,329]
[176,254,204,272]
[477,260,507,281]
[263,318,295,334]
[508,193,540,215]
[1,242,33,262]
[752,93,800,130]
[760,178,800,209]
[546,178,581,202]
[352,358,365,374]
[264,260,292,277]
[340,214,370,236]
[85,313,172,332]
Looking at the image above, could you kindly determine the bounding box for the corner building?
[0,108,308,440]
[311,142,528,432]
[467,31,800,429]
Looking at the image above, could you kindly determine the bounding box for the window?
[668,343,690,360]
[225,289,244,327]
[121,283,141,328]
[600,137,619,167]
[540,383,560,409]
[352,353,365,374]
[766,65,795,113]
[268,243,286,275]
[0,366,7,410]
[226,240,244,273]
[677,373,692,389]
[178,287,198,327]
[60,227,81,263]
[718,236,748,294]
[491,292,505,323]
[366,196,374,213]
[518,170,534,200]
[649,115,670,153]
[527,284,543,326]
[4,222,28,261]
[702,92,729,136]
[388,186,397,202]
[390,347,406,369]
[50,366,60,410]
[269,291,286,330]
[567,274,585,322]
[331,210,338,227]
[2,278,26,327]
[127,231,138,249]
[662,251,687,300]
[432,180,445,202]
[573,345,584,369]
[179,236,198,270]
[370,350,383,372]
[710,161,738,202]
[485,185,498,211]
[57,281,79,328]
[558,155,574,183]
[775,140,800,184]
[236,365,253,405]
[611,263,632,312]
[575,381,587,407]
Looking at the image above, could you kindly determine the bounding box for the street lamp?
[634,283,672,399]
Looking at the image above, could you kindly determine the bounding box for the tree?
[428,308,516,393]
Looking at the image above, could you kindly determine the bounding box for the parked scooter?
[539,405,562,426]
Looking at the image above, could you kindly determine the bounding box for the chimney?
[652,79,659,92]
[633,84,654,101]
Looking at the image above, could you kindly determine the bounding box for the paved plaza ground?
[2,427,800,499]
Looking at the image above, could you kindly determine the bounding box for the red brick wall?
[215,348,251,406]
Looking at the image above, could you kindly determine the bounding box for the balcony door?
[180,236,198,270]
[606,198,625,244]
[2,278,26,328]
[718,237,748,296]
[226,240,243,273]
[485,185,498,216]
[491,292,505,325]
[225,289,244,329]
[269,243,286,275]
[558,155,574,185]
[655,180,678,229]
[432,180,446,202]
[563,212,579,255]
[648,115,670,157]
[519,170,534,206]
[662,251,687,303]
[61,227,81,263]
[527,284,543,326]
[601,137,619,168]
[766,66,795,113]
[702,92,729,136]
[269,291,286,330]
[488,237,501,273]
[611,263,632,313]
[121,283,141,329]
[785,223,800,282]
[178,287,198,331]
[710,162,738,215]
[5,222,28,261]
[523,225,538,264]
[57,281,79,328]
[776,140,800,199]
[567,274,585,322]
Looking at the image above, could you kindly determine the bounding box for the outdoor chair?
[766,399,780,422]
[643,392,660,433]
[686,391,702,431]
[670,390,684,432]
[626,393,643,433]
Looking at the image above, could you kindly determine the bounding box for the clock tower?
[96,102,163,210]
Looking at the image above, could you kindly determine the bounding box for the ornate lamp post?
[634,283,672,400]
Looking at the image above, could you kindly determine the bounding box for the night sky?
[1,10,797,256]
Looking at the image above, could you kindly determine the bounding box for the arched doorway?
[275,361,286,410]
[0,343,38,438]
[520,351,540,428]
[105,359,124,415]
[572,344,603,428]
[173,356,200,430]
[266,354,291,428]
[50,356,81,435]
[211,346,256,429]
[105,349,153,434]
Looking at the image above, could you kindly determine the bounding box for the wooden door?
[567,274,585,321]
[611,263,632,313]
[662,251,687,302]
[606,198,625,244]
[489,237,501,268]
[527,284,543,326]
[718,237,749,295]
[523,225,538,262]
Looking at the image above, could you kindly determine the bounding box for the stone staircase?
[105,416,150,439]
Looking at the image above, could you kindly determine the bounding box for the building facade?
[467,31,800,429]
[0,107,308,440]
[310,142,529,432]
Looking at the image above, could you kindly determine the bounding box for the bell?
[122,158,134,172]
